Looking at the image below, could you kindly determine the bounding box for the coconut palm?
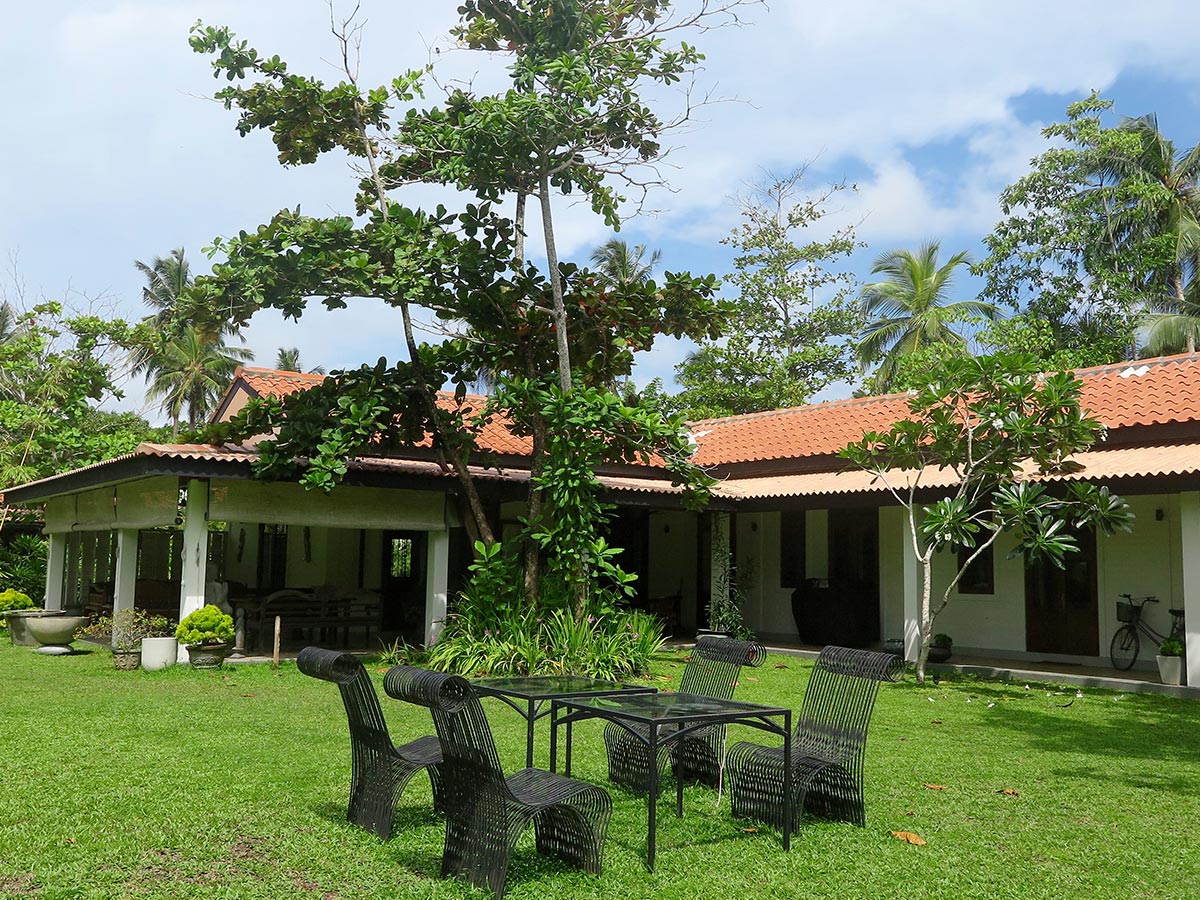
[590,238,662,288]
[274,347,325,374]
[856,242,998,392]
[0,301,21,346]
[145,326,253,437]
[1100,115,1200,353]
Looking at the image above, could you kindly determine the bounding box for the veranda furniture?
[385,665,612,900]
[727,645,903,835]
[551,691,791,870]
[603,635,766,792]
[297,647,444,839]
[472,674,657,768]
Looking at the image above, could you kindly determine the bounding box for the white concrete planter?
[1156,654,1183,686]
[140,637,178,671]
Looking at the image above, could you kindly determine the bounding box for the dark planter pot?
[928,645,952,663]
[112,649,142,671]
[186,642,232,670]
[696,628,733,642]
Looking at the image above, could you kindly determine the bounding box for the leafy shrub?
[82,608,172,651]
[1159,638,1184,657]
[0,589,36,630]
[932,633,953,648]
[0,535,48,603]
[175,604,234,646]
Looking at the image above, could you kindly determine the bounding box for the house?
[4,358,1200,684]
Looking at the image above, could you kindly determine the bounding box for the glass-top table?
[471,675,658,768]
[549,692,792,870]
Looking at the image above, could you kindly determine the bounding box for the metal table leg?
[783,709,792,851]
[647,722,658,871]
[526,698,536,769]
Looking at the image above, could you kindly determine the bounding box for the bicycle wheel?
[1109,625,1139,670]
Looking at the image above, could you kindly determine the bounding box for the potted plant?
[140,615,179,671]
[175,604,235,669]
[83,608,156,670]
[928,633,953,663]
[2,589,62,646]
[1157,638,1184,686]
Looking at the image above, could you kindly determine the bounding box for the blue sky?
[5,2,1200,422]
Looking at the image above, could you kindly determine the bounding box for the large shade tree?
[186,1,735,615]
[857,241,997,393]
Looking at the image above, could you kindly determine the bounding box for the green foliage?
[375,637,422,667]
[1159,638,1184,657]
[841,353,1134,681]
[977,92,1200,361]
[0,534,47,602]
[0,588,35,624]
[675,170,863,418]
[857,241,998,393]
[932,633,953,648]
[0,303,160,490]
[174,604,234,646]
[83,608,172,652]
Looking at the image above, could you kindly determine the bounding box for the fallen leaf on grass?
[773,663,789,669]
[997,788,1019,796]
[923,783,947,791]
[744,676,760,683]
[64,838,76,845]
[890,830,927,846]
[930,719,943,725]
[741,827,758,833]
[241,693,256,698]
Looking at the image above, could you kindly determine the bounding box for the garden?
[2,641,1198,900]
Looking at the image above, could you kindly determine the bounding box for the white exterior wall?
[1097,494,1178,653]
[647,510,698,628]
[737,511,800,635]
[927,531,1027,653]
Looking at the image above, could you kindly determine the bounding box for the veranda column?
[1178,492,1200,686]
[424,529,449,647]
[177,479,210,662]
[44,532,68,611]
[64,532,81,610]
[902,529,922,662]
[113,528,138,616]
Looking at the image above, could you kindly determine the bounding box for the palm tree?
[274,347,325,374]
[1101,115,1200,353]
[590,238,662,288]
[856,242,998,392]
[145,326,253,437]
[0,301,21,346]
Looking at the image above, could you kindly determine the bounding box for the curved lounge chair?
[297,647,444,839]
[727,645,903,834]
[384,665,611,899]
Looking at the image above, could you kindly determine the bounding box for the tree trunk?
[914,554,934,684]
[538,172,573,392]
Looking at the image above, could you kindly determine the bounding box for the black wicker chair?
[727,645,903,835]
[297,647,445,839]
[603,635,766,793]
[384,666,612,899]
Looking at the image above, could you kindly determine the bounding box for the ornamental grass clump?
[175,604,234,647]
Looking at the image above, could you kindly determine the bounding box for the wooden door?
[1024,528,1098,656]
[827,508,880,645]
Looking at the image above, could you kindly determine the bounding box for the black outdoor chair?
[727,645,903,835]
[297,647,445,840]
[384,665,612,899]
[603,635,767,793]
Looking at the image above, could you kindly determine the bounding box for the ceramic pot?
[25,615,89,655]
[140,637,178,671]
[928,645,952,664]
[112,648,141,671]
[1157,654,1183,686]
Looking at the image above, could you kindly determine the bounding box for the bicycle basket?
[1116,601,1135,623]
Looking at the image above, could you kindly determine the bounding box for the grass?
[1,642,1199,900]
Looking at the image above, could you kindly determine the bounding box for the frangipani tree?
[840,354,1134,683]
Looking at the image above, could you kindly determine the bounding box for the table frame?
[550,692,792,870]
[471,676,658,769]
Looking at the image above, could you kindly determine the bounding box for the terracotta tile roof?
[723,441,1200,499]
[231,366,533,457]
[237,366,327,398]
[692,352,1200,467]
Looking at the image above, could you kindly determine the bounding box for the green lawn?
[2,642,1198,900]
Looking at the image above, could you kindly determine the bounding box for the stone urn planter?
[185,642,232,670]
[5,609,64,646]
[112,648,142,671]
[140,636,178,671]
[24,615,90,655]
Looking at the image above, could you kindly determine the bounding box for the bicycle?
[1108,594,1185,671]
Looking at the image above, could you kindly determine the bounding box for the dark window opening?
[779,510,806,589]
[957,543,994,594]
[258,524,288,590]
